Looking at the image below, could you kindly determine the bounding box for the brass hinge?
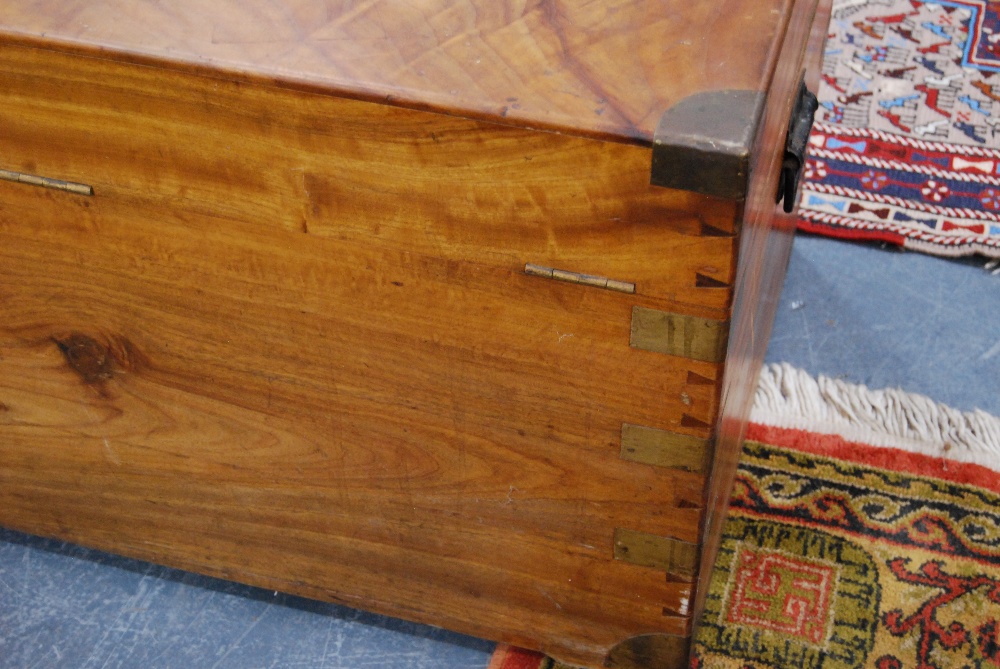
[0,168,94,196]
[524,264,635,294]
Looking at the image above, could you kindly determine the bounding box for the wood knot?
[53,333,114,384]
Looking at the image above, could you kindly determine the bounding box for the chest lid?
[0,1,809,201]
[0,1,799,141]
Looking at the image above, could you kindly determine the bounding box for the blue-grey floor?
[2,233,997,668]
[767,234,999,416]
[0,530,494,669]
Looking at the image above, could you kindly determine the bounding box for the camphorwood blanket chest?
[0,2,820,667]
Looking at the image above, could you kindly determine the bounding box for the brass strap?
[620,423,709,473]
[630,306,728,363]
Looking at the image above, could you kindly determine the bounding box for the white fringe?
[751,363,1000,471]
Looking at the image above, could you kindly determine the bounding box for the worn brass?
[613,528,698,580]
[620,424,709,473]
[524,264,635,294]
[630,307,729,363]
[650,89,765,200]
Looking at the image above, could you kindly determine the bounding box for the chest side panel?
[0,42,740,668]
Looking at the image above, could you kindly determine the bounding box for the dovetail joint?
[524,264,635,294]
[0,168,94,196]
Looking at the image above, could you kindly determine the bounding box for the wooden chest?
[0,2,820,667]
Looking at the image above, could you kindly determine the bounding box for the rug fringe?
[751,363,1000,469]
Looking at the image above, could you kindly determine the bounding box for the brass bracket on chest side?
[620,423,710,473]
[613,528,698,581]
[630,307,729,363]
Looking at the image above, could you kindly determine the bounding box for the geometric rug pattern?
[798,0,1000,257]
[693,425,1000,669]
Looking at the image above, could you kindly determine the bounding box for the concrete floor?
[2,233,997,668]
[767,234,999,416]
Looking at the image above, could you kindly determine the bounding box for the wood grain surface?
[0,41,729,669]
[0,182,714,666]
[0,0,797,144]
[0,41,738,316]
[0,0,820,666]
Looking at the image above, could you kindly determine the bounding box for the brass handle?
[776,80,819,213]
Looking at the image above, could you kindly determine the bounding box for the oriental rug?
[798,0,1000,258]
[489,365,1000,669]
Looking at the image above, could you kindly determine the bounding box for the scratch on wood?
[536,586,563,611]
[502,485,518,505]
[102,438,122,466]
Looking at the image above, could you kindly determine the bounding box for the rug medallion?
[693,431,1000,669]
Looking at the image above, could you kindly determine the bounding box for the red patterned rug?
[693,427,1000,669]
[798,0,1000,258]
[489,366,1000,669]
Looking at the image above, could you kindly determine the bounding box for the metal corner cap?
[650,89,766,201]
[604,634,691,669]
